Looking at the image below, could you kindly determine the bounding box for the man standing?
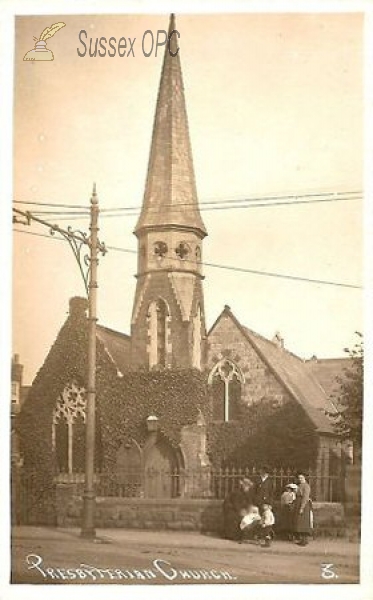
[254,466,274,511]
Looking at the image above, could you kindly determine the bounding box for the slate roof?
[305,357,352,400]
[20,386,31,407]
[208,307,339,435]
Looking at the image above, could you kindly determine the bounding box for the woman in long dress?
[293,473,312,546]
[279,483,297,540]
[223,478,255,541]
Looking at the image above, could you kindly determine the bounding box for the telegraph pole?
[13,184,106,540]
[81,184,99,539]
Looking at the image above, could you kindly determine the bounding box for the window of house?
[11,381,19,405]
[209,359,244,422]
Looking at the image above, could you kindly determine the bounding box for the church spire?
[135,14,207,238]
[130,15,207,371]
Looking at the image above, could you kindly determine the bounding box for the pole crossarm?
[12,206,106,296]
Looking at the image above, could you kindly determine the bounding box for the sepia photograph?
[1,3,372,597]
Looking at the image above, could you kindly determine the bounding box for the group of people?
[223,467,313,548]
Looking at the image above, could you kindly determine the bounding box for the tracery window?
[175,242,190,260]
[52,381,102,474]
[52,382,102,475]
[209,359,244,422]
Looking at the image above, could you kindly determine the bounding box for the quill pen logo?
[24,22,66,61]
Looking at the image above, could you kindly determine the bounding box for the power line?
[28,210,89,217]
[13,200,89,209]
[106,243,362,290]
[13,188,362,213]
[13,228,362,289]
[99,190,362,212]
[13,228,66,242]
[32,194,362,222]
[13,203,362,290]
[102,194,362,216]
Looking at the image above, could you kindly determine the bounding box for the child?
[260,504,275,547]
[239,505,261,541]
[280,483,297,540]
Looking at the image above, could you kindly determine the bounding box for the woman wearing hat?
[223,478,255,541]
[293,474,313,546]
[280,483,297,540]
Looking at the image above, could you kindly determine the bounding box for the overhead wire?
[13,189,362,214]
[12,228,362,290]
[27,194,362,222]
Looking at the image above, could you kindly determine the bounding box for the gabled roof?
[96,325,131,375]
[208,306,338,434]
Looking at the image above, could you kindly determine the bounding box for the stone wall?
[208,311,293,408]
[57,492,222,532]
[344,463,361,516]
[56,485,346,536]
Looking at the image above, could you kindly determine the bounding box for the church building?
[18,15,349,503]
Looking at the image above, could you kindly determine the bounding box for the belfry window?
[157,300,167,366]
[209,360,244,422]
[52,382,102,474]
[148,298,170,368]
[192,304,202,369]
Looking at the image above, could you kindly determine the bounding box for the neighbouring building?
[11,354,30,465]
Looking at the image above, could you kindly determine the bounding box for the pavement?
[11,526,360,585]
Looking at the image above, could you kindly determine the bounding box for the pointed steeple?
[135,14,207,238]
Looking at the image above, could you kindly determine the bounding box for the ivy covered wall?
[18,297,321,501]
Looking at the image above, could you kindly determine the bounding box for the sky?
[11,12,363,384]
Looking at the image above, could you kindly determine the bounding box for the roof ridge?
[96,324,130,339]
[242,325,303,362]
[209,306,335,433]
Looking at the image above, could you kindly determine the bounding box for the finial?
[167,14,179,57]
[91,182,98,205]
[168,14,178,37]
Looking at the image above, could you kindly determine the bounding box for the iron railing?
[53,466,344,502]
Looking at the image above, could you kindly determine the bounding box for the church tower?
[131,14,208,370]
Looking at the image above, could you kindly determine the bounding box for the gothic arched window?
[208,360,244,422]
[148,298,170,368]
[52,382,102,474]
[192,304,202,369]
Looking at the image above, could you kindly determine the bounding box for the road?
[11,526,360,585]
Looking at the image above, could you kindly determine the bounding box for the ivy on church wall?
[99,369,211,472]
[17,307,116,492]
[206,396,319,470]
[18,304,320,502]
[17,306,211,484]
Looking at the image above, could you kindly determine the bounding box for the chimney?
[272,331,284,349]
[11,354,23,383]
[69,296,88,318]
